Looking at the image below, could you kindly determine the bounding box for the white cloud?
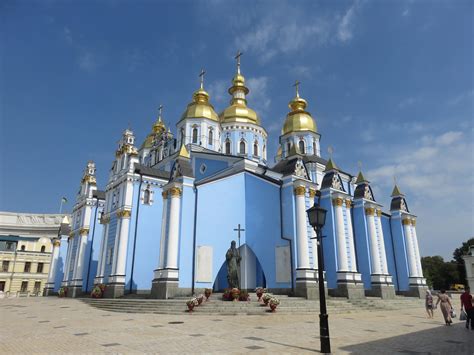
[398,96,419,109]
[78,52,99,72]
[207,79,228,106]
[402,8,410,17]
[62,26,102,73]
[447,90,474,106]
[63,27,73,44]
[246,76,271,116]
[366,130,474,259]
[233,1,363,63]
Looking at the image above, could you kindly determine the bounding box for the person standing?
[436,289,453,325]
[425,290,434,318]
[460,286,473,330]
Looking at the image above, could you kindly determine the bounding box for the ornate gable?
[294,159,309,179]
[331,173,345,192]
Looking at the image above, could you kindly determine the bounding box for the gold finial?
[293,80,300,98]
[328,145,334,159]
[199,69,206,89]
[158,104,163,121]
[235,50,243,74]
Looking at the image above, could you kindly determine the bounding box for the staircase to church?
[80,294,424,315]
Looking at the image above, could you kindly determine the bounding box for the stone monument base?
[68,285,83,298]
[329,272,365,299]
[366,275,396,299]
[103,283,125,298]
[150,268,179,299]
[295,268,318,300]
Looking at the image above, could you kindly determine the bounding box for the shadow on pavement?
[339,322,474,354]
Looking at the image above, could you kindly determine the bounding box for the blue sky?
[1,0,472,259]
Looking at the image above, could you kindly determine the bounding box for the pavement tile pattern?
[0,297,473,354]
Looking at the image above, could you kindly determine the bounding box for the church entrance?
[212,244,266,291]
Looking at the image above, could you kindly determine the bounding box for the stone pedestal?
[295,269,318,300]
[150,269,179,299]
[103,283,125,298]
[366,275,396,299]
[68,285,83,298]
[406,277,428,298]
[330,272,365,299]
[43,286,55,297]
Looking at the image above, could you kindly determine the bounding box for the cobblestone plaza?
[1,297,473,354]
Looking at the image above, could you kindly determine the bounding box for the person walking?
[460,286,473,330]
[436,289,453,325]
[425,290,434,318]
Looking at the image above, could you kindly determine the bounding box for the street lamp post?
[307,196,331,354]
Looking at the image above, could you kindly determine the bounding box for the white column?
[375,211,389,274]
[47,239,61,285]
[294,186,310,269]
[309,190,318,269]
[96,221,109,281]
[334,198,349,271]
[344,199,357,272]
[411,220,423,277]
[165,187,182,269]
[73,229,89,283]
[403,218,418,277]
[158,191,169,269]
[366,207,382,274]
[113,211,131,282]
[62,237,72,283]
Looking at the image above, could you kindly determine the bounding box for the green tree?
[421,256,460,290]
[452,237,474,285]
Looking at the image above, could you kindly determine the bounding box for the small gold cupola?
[282,81,317,135]
[142,106,166,149]
[180,69,219,122]
[220,51,260,125]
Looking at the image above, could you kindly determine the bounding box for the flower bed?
[91,284,106,298]
[58,287,68,298]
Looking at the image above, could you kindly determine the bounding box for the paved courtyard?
[0,297,473,354]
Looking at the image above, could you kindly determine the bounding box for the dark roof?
[272,158,299,176]
[175,157,194,178]
[93,190,106,200]
[320,171,346,192]
[134,163,170,180]
[353,183,375,201]
[302,155,327,165]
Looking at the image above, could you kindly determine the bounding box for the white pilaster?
[165,187,182,269]
[403,218,418,278]
[344,200,357,272]
[158,191,169,269]
[46,240,61,287]
[112,210,131,283]
[72,229,89,284]
[62,237,72,284]
[95,221,109,283]
[294,186,310,269]
[366,208,382,274]
[334,198,349,271]
[411,221,423,277]
[375,211,389,274]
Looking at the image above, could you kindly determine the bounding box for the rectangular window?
[37,263,44,273]
[20,281,28,292]
[34,281,41,293]
[5,242,14,250]
[24,262,31,273]
[2,260,9,272]
[0,281,5,292]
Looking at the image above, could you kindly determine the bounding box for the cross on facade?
[199,69,206,89]
[235,50,243,73]
[233,223,245,247]
[293,80,301,97]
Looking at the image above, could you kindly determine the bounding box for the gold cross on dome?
[199,69,206,89]
[235,50,243,73]
[293,80,301,97]
[158,104,163,118]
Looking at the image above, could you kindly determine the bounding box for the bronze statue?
[226,240,241,288]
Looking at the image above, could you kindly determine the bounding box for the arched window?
[225,139,231,155]
[143,188,151,205]
[287,142,291,153]
[208,128,213,145]
[21,245,25,251]
[180,128,185,145]
[253,141,258,156]
[40,246,45,253]
[263,145,266,159]
[192,127,198,144]
[299,140,305,154]
[239,140,246,154]
[313,140,316,155]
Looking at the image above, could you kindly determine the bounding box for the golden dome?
[152,116,166,134]
[141,134,155,149]
[220,72,260,125]
[180,88,219,122]
[281,94,317,135]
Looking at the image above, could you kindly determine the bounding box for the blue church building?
[50,58,427,300]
